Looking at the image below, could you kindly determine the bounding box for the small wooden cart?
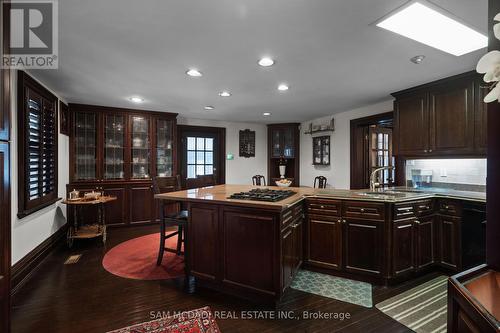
[62,196,117,248]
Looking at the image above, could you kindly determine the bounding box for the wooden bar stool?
[252,175,266,186]
[314,176,327,189]
[153,176,188,266]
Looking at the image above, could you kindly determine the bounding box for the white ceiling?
[30,0,488,123]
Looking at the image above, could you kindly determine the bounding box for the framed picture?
[59,101,69,135]
[313,135,330,165]
[239,129,255,158]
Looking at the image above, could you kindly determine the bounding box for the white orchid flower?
[495,13,500,40]
[476,13,500,103]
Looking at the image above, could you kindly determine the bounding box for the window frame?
[186,136,215,179]
[17,71,60,218]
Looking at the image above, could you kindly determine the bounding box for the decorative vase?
[279,165,286,179]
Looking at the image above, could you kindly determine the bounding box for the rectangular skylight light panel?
[376,1,488,56]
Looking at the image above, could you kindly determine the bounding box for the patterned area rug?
[291,270,373,308]
[376,276,448,333]
[107,306,220,333]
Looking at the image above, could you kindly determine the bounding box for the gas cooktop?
[228,188,297,202]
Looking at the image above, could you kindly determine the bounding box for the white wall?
[177,117,267,185]
[11,71,70,265]
[300,100,394,189]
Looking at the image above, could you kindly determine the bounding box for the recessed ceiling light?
[278,84,289,91]
[186,69,203,77]
[410,55,426,64]
[218,91,231,97]
[258,57,275,67]
[376,1,487,56]
[204,106,215,110]
[129,97,144,103]
[263,112,271,116]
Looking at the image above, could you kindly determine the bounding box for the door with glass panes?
[181,131,219,189]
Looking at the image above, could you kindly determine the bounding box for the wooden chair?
[314,176,327,189]
[252,175,266,186]
[153,175,188,266]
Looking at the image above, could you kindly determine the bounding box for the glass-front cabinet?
[271,126,295,158]
[131,116,150,179]
[156,119,173,177]
[74,112,97,180]
[104,114,125,180]
[70,106,176,183]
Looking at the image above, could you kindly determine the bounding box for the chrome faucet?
[370,166,395,192]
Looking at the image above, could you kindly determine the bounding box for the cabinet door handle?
[429,149,433,153]
[320,205,325,209]
[415,220,420,225]
[360,208,365,213]
[424,149,428,153]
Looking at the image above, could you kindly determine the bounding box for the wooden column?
[487,0,500,270]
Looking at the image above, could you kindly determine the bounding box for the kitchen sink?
[356,191,408,198]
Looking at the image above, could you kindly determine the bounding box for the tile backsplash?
[405,159,487,191]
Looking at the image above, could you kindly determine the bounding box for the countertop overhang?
[154,185,486,211]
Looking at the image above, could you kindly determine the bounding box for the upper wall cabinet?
[69,104,177,183]
[393,72,486,157]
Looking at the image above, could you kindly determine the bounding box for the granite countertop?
[312,187,486,203]
[154,184,316,211]
[155,185,486,211]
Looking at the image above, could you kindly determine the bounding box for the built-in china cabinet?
[68,104,177,226]
[267,123,300,186]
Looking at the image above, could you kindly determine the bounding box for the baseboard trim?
[11,223,68,295]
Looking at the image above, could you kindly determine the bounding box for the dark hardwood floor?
[11,225,442,333]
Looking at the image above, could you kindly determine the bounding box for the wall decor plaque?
[239,129,255,158]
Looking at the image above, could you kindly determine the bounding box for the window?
[186,136,214,178]
[369,126,395,187]
[18,71,59,218]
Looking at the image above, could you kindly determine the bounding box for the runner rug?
[290,270,373,308]
[375,275,448,333]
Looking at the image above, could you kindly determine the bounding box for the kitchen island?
[155,185,486,303]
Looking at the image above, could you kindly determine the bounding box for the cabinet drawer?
[282,208,294,229]
[415,200,434,216]
[306,199,342,217]
[343,201,385,221]
[292,203,304,219]
[438,200,462,216]
[394,203,415,219]
[308,214,339,223]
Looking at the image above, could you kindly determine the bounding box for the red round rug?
[102,233,184,280]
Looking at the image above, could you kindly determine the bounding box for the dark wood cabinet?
[415,215,435,270]
[281,225,294,290]
[393,71,486,157]
[438,215,461,270]
[0,69,9,142]
[344,218,383,276]
[429,79,475,155]
[68,104,177,226]
[102,186,126,226]
[129,185,154,224]
[0,142,11,333]
[475,78,488,154]
[392,219,415,277]
[267,123,300,186]
[189,204,219,281]
[282,207,304,290]
[307,217,342,270]
[394,92,429,155]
